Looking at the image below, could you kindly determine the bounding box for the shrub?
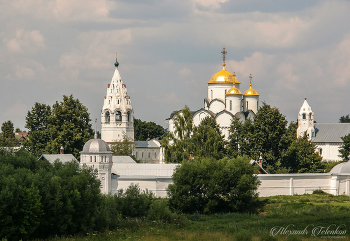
[312,189,326,195]
[115,184,154,217]
[167,157,261,214]
[147,199,177,222]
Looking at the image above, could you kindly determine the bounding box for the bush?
[167,157,261,214]
[312,189,326,195]
[147,199,177,222]
[115,184,154,217]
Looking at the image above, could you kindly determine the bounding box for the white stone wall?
[225,95,242,115]
[208,100,225,113]
[316,143,342,162]
[243,95,259,114]
[207,83,232,102]
[134,147,164,163]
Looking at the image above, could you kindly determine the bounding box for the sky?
[1,0,350,131]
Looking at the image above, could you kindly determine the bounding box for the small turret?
[297,96,314,140]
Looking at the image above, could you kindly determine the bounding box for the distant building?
[133,139,164,163]
[297,98,350,162]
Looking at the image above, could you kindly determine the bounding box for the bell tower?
[101,53,134,143]
[297,96,314,140]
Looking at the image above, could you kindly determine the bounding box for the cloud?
[3,100,27,119]
[192,0,228,9]
[147,92,181,104]
[2,0,115,22]
[4,29,45,53]
[178,68,192,77]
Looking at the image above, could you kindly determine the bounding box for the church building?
[167,48,259,139]
[297,98,350,162]
[101,54,134,143]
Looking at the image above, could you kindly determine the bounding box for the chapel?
[167,48,259,139]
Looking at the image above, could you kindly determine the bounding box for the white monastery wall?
[316,143,342,162]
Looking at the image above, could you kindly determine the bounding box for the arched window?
[309,113,312,119]
[116,111,122,121]
[148,152,150,159]
[302,113,306,119]
[127,111,131,122]
[211,90,213,100]
[94,156,96,162]
[319,148,323,155]
[105,111,110,123]
[90,156,92,162]
[230,100,232,110]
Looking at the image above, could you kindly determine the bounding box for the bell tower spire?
[297,97,314,140]
[114,52,119,68]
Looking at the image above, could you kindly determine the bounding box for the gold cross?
[221,47,227,65]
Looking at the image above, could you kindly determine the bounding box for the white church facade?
[167,48,259,139]
[101,54,134,144]
[297,98,350,162]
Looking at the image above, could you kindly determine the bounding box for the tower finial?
[94,118,97,139]
[249,73,252,87]
[114,51,119,67]
[221,47,227,66]
[305,94,307,100]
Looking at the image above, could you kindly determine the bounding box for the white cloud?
[4,29,45,53]
[147,92,181,104]
[178,67,192,77]
[192,0,228,9]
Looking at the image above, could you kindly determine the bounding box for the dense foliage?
[167,157,260,214]
[134,118,167,141]
[0,120,19,147]
[162,107,226,163]
[339,114,350,123]
[0,148,101,240]
[24,95,94,159]
[339,133,350,161]
[110,134,134,156]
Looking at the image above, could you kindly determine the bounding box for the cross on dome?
[249,74,253,86]
[221,47,227,66]
[114,52,119,67]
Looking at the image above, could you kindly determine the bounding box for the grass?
[41,193,350,241]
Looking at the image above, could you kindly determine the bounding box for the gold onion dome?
[208,64,240,84]
[226,85,242,95]
[244,84,259,96]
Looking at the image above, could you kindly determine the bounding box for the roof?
[330,161,350,174]
[38,154,77,164]
[112,156,136,163]
[135,140,161,148]
[250,159,268,174]
[81,138,111,154]
[312,123,350,143]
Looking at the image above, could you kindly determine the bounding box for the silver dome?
[330,161,350,174]
[81,138,111,153]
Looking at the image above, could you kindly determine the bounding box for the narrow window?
[230,100,232,110]
[148,152,150,158]
[211,90,213,100]
[127,112,130,122]
[319,148,323,155]
[101,156,103,162]
[225,89,227,95]
[155,152,157,158]
[247,101,249,110]
[105,111,110,123]
[118,99,120,104]
[142,152,143,158]
[94,156,96,162]
[116,111,122,121]
[309,113,312,119]
[90,156,92,162]
[109,99,110,104]
[302,113,306,119]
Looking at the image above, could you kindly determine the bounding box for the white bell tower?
[297,97,315,140]
[101,53,134,143]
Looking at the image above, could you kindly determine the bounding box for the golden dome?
[208,64,240,84]
[226,86,242,95]
[244,84,259,96]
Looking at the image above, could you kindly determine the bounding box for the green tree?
[110,133,135,156]
[191,117,225,159]
[228,117,255,158]
[282,134,322,173]
[167,157,260,214]
[46,95,94,159]
[162,106,193,163]
[15,127,22,132]
[339,114,350,123]
[0,120,19,147]
[134,118,167,141]
[24,103,52,157]
[339,133,350,161]
[252,102,289,173]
